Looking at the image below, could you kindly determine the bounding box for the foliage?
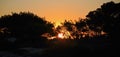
[86,1,120,37]
[62,20,74,31]
[0,12,54,48]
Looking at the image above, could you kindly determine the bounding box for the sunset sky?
[0,0,120,26]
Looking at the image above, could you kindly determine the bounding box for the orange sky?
[0,0,120,27]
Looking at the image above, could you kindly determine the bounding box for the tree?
[86,1,120,37]
[75,19,88,31]
[62,20,74,31]
[85,1,120,52]
[0,12,54,48]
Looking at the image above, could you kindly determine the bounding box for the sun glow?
[42,25,107,40]
[54,22,62,28]
[58,33,64,39]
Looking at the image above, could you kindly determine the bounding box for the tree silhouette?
[85,1,120,52]
[75,19,88,31]
[86,1,120,37]
[0,12,54,48]
[62,20,74,31]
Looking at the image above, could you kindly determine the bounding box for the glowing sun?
[58,33,64,39]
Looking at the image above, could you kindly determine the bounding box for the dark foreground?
[0,37,116,57]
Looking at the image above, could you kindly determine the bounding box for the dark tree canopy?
[75,19,87,31]
[62,20,74,31]
[86,1,120,37]
[0,12,54,40]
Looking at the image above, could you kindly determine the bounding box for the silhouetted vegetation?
[86,1,120,36]
[62,20,74,31]
[0,1,119,57]
[86,1,120,51]
[0,12,54,49]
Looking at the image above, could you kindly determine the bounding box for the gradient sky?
[0,0,120,26]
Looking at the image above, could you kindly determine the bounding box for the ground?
[0,38,116,57]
